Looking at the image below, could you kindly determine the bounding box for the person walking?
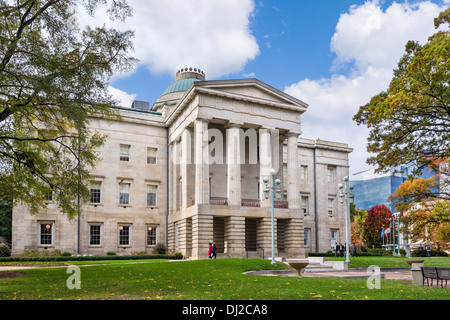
[351,243,357,258]
[212,242,217,259]
[334,242,339,257]
[208,242,212,259]
[339,243,344,257]
[418,244,423,257]
[426,243,431,257]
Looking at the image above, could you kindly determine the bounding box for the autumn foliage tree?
[388,177,450,250]
[0,1,137,217]
[362,204,392,248]
[353,9,449,188]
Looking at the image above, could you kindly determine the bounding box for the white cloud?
[284,0,446,174]
[108,86,136,108]
[330,0,443,71]
[78,0,259,79]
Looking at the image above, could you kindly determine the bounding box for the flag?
[385,227,390,234]
[63,48,79,62]
[381,229,385,238]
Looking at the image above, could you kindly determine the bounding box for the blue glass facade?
[350,166,435,212]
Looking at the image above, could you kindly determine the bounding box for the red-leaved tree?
[362,204,393,248]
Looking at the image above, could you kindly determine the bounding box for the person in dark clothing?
[334,242,339,257]
[351,243,357,257]
[212,242,217,259]
[339,243,344,257]
[418,244,423,257]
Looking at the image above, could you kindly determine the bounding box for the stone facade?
[11,69,352,258]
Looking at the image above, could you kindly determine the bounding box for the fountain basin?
[405,259,424,266]
[286,259,309,276]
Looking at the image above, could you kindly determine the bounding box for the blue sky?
[80,0,449,175]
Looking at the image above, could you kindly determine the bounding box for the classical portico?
[165,71,307,259]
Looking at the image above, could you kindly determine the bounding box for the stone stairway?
[302,257,348,273]
[279,256,347,273]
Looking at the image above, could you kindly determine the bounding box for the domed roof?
[161,77,202,96]
[157,68,206,102]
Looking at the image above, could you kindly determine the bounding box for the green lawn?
[0,258,449,300]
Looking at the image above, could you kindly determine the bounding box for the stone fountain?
[285,259,309,276]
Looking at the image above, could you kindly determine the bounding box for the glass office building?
[350,165,435,212]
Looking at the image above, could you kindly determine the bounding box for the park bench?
[421,267,449,288]
[436,268,449,288]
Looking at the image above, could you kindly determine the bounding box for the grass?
[0,257,449,300]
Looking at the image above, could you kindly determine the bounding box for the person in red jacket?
[208,242,212,259]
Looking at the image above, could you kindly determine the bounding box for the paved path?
[301,270,412,280]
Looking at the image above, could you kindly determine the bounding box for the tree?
[388,180,450,250]
[350,203,367,246]
[353,9,450,195]
[362,204,392,248]
[0,0,137,218]
[0,192,12,244]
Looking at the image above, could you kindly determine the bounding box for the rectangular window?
[327,167,335,182]
[146,226,157,246]
[301,196,309,215]
[331,229,339,248]
[300,165,308,180]
[90,181,101,203]
[119,225,130,246]
[147,147,157,164]
[119,183,130,205]
[44,189,53,202]
[147,185,157,206]
[90,225,101,245]
[328,198,334,216]
[40,223,53,246]
[304,229,310,247]
[120,144,130,161]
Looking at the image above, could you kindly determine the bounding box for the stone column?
[257,217,276,258]
[224,216,246,258]
[287,132,300,209]
[259,128,272,208]
[181,129,190,209]
[226,124,242,206]
[191,214,213,260]
[170,140,179,213]
[284,218,306,258]
[169,143,174,213]
[194,119,210,205]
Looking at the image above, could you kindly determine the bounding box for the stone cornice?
[165,79,308,127]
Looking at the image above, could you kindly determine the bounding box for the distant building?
[350,165,435,212]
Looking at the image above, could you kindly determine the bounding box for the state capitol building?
[12,68,352,259]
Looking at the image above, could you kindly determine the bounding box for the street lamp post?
[338,176,354,264]
[394,213,401,257]
[263,168,282,265]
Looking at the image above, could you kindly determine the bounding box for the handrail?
[256,243,265,260]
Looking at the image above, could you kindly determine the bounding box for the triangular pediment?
[191,78,308,111]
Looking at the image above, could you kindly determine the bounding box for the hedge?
[0,253,183,263]
[308,251,383,257]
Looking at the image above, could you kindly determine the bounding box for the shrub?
[152,243,167,255]
[174,252,183,259]
[106,251,116,256]
[62,252,72,256]
[21,249,40,257]
[411,249,448,257]
[385,249,407,256]
[0,243,11,257]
